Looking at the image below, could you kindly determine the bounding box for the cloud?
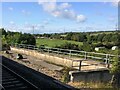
[38,0,56,4]
[76,15,87,23]
[22,10,31,16]
[61,9,76,19]
[43,20,49,25]
[41,2,56,12]
[52,9,76,19]
[8,7,13,11]
[38,1,87,23]
[38,0,56,12]
[103,0,119,7]
[111,0,119,7]
[58,3,71,10]
[9,21,14,24]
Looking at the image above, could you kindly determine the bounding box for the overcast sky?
[2,1,118,34]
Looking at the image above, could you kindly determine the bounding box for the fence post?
[79,61,82,71]
[105,54,108,64]
[19,44,20,48]
[107,54,110,68]
[27,45,29,49]
[24,44,26,49]
[48,47,49,54]
[69,50,71,58]
[57,48,59,55]
[85,52,87,60]
[105,54,110,68]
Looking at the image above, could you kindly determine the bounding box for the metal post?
[69,50,71,58]
[85,52,87,60]
[79,61,82,71]
[57,48,59,55]
[105,54,108,64]
[106,54,110,68]
[24,44,25,48]
[27,45,29,49]
[18,44,19,48]
[34,46,36,50]
[48,48,49,54]
[105,54,110,68]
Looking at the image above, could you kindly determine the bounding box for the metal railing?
[11,44,120,66]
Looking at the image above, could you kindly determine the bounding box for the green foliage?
[94,42,104,47]
[20,33,36,45]
[65,32,73,40]
[102,34,111,42]
[61,67,70,83]
[56,42,80,50]
[1,28,7,36]
[81,42,94,52]
[50,33,61,39]
[2,44,10,51]
[36,31,120,50]
[111,56,120,74]
[65,32,87,42]
[36,38,83,48]
[97,33,105,42]
[110,48,120,88]
[1,28,36,47]
[110,49,120,74]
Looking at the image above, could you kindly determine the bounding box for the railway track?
[0,56,77,90]
[1,63,39,90]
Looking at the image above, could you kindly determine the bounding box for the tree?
[1,28,7,36]
[81,42,94,52]
[65,32,73,40]
[110,34,120,88]
[1,29,10,50]
[86,34,92,44]
[20,33,36,45]
[102,34,110,43]
[56,42,80,50]
[1,29,36,46]
[71,34,80,41]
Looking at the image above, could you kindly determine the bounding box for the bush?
[55,42,80,50]
[61,67,70,83]
[81,42,94,52]
[2,44,10,51]
[94,42,104,47]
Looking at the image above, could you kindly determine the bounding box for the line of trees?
[35,31,120,51]
[1,28,36,50]
[35,31,120,46]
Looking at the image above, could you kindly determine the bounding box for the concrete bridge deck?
[10,47,109,71]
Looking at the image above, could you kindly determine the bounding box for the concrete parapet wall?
[69,69,112,82]
[11,47,74,67]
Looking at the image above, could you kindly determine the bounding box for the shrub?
[55,42,80,50]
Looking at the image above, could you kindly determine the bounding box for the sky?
[1,1,118,34]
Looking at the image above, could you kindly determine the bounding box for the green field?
[36,38,83,47]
